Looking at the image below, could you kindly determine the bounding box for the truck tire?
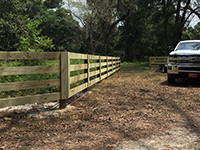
[161,65,167,73]
[167,74,175,84]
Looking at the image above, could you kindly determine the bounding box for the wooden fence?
[0,52,120,109]
[149,56,167,68]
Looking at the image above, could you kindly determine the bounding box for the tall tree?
[34,7,82,51]
[154,0,200,47]
[71,0,129,55]
[0,0,55,51]
[182,22,200,40]
[0,0,28,51]
[118,0,200,61]
[116,0,157,61]
[26,0,64,19]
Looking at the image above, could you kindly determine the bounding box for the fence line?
[0,51,120,109]
[149,56,167,68]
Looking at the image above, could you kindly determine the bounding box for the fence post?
[84,54,90,87]
[149,57,151,69]
[106,56,108,77]
[60,51,70,109]
[119,57,121,69]
[114,58,115,73]
[112,57,114,73]
[98,55,101,81]
[87,54,90,87]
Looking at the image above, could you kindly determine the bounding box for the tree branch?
[184,6,200,25]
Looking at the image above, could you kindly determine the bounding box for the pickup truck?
[167,40,200,84]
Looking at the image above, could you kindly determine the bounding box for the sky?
[63,0,87,27]
[190,15,199,27]
[63,0,86,11]
[63,0,199,28]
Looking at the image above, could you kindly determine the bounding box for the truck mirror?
[167,46,173,55]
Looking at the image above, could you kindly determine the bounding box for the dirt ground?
[1,65,200,150]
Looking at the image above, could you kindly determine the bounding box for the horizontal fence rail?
[0,51,120,109]
[149,56,167,69]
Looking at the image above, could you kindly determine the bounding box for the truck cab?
[167,40,200,84]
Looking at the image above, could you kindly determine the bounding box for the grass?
[121,61,149,70]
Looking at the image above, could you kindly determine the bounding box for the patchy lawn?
[1,65,200,150]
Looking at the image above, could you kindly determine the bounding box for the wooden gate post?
[84,54,90,87]
[149,57,152,69]
[60,51,70,109]
[106,56,108,77]
[99,55,102,81]
[87,54,90,87]
[112,57,114,73]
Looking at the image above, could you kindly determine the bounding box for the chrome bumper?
[167,63,200,74]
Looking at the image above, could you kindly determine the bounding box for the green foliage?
[26,0,64,18]
[121,61,149,71]
[192,23,200,39]
[115,0,200,61]
[116,0,155,61]
[0,0,28,51]
[17,19,54,52]
[0,0,200,61]
[0,0,55,52]
[181,23,200,40]
[44,0,64,9]
[182,30,192,40]
[34,7,81,51]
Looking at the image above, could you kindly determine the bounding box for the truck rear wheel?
[168,74,175,84]
[161,65,167,73]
